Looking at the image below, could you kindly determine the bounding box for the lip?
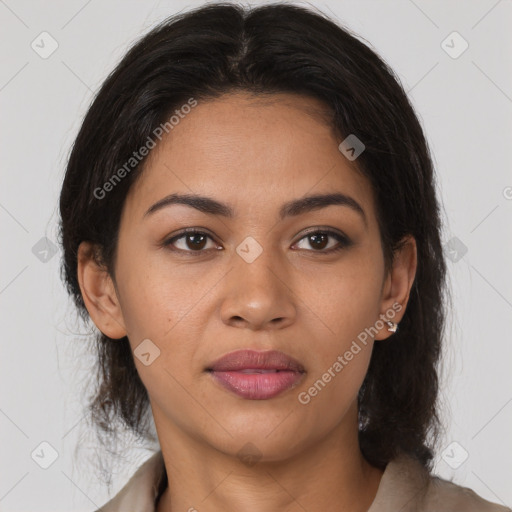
[207,349,305,373]
[206,349,306,400]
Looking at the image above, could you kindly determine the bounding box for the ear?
[76,241,127,339]
[374,235,417,341]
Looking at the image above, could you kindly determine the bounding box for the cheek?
[113,245,227,371]
[296,247,383,409]
[113,247,193,339]
[297,272,379,418]
[114,259,170,341]
[301,251,384,346]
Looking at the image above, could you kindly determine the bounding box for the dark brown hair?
[59,1,448,479]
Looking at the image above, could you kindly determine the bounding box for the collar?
[96,450,510,512]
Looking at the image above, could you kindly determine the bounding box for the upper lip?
[207,349,305,373]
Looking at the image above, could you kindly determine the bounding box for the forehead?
[124,92,376,223]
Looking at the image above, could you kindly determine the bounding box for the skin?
[77,92,417,512]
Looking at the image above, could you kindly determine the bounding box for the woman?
[58,2,511,511]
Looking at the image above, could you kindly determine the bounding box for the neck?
[155,403,384,512]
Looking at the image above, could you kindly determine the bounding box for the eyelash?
[162,228,352,256]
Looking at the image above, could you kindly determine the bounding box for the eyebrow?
[144,192,367,226]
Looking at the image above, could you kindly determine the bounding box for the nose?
[220,244,297,331]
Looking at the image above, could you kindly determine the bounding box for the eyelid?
[295,226,347,241]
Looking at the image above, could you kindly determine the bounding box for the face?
[80,92,414,462]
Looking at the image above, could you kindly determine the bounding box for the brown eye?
[184,233,208,250]
[308,233,329,250]
[164,231,217,253]
[294,230,351,253]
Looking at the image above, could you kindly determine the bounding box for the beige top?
[96,450,511,512]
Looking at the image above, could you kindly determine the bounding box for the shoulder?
[371,452,511,512]
[94,451,166,512]
[422,473,511,512]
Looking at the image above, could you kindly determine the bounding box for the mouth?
[206,349,306,400]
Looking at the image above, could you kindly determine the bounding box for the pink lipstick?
[207,349,305,400]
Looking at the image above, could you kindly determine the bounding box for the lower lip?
[208,370,305,400]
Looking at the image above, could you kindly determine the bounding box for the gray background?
[1,0,511,510]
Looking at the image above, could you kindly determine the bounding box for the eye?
[163,229,220,254]
[293,229,352,254]
[163,228,352,256]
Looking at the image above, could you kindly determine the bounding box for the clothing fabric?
[95,450,511,511]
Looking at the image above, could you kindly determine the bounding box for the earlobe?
[76,241,127,339]
[374,235,417,341]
